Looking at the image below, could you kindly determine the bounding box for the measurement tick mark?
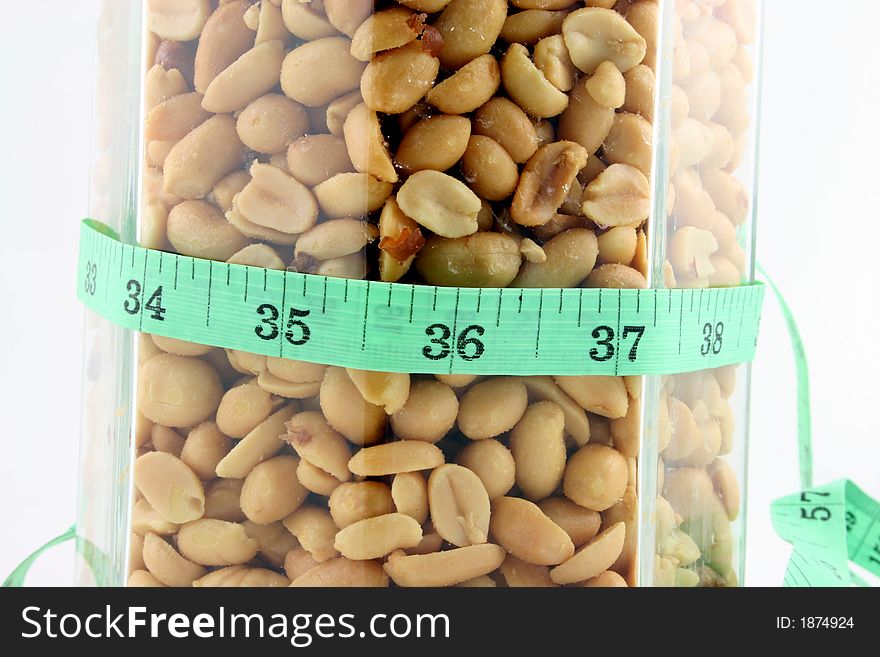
[244,268,249,303]
[322,277,328,314]
[535,290,544,359]
[409,285,415,324]
[206,261,213,328]
[361,282,371,351]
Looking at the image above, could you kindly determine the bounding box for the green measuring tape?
[76,220,764,376]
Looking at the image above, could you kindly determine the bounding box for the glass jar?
[77,0,763,587]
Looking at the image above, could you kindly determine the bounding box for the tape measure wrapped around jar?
[75,0,766,589]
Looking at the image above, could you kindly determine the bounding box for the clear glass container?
[77,0,763,588]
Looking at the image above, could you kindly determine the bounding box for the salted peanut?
[294,219,378,262]
[460,136,519,202]
[457,378,528,441]
[296,459,341,496]
[145,93,211,143]
[283,506,340,563]
[384,544,506,587]
[433,0,506,69]
[550,522,625,584]
[248,0,288,44]
[582,164,650,228]
[604,112,653,177]
[521,377,591,446]
[455,440,515,501]
[284,547,321,581]
[501,44,569,119]
[428,465,491,547]
[533,118,557,147]
[237,162,319,235]
[597,226,638,266]
[663,467,714,521]
[414,232,519,289]
[562,8,646,74]
[538,497,601,547]
[584,263,648,289]
[396,115,471,174]
[180,422,231,480]
[291,557,389,587]
[164,115,245,200]
[708,458,740,521]
[518,238,545,264]
[397,0,452,11]
[203,479,245,522]
[227,244,285,271]
[379,197,424,283]
[473,98,538,164]
[266,359,326,384]
[211,171,251,214]
[490,497,575,566]
[559,78,615,154]
[194,0,255,94]
[435,374,478,389]
[458,575,496,587]
[669,226,719,280]
[349,441,445,477]
[138,354,223,428]
[287,135,355,187]
[361,40,440,114]
[132,498,179,536]
[590,486,636,577]
[563,444,628,512]
[533,35,577,93]
[510,402,566,501]
[325,90,364,137]
[129,570,166,587]
[608,396,640,457]
[177,519,259,567]
[140,198,170,251]
[280,0,337,40]
[319,367,386,446]
[313,172,393,219]
[510,141,588,227]
[167,200,250,261]
[241,520,299,567]
[335,513,423,560]
[501,9,569,45]
[143,533,206,587]
[499,554,557,587]
[351,7,420,61]
[284,411,352,482]
[626,1,658,70]
[343,370,410,416]
[397,170,481,238]
[343,103,398,183]
[702,168,749,226]
[215,380,277,439]
[622,64,654,121]
[236,94,308,156]
[203,40,285,113]
[313,254,368,280]
[407,528,444,555]
[512,228,598,288]
[194,566,290,587]
[152,37,196,85]
[323,0,372,36]
[151,336,212,359]
[147,0,210,41]
[240,455,309,524]
[386,380,458,443]
[215,405,297,479]
[144,65,187,113]
[327,482,394,530]
[585,60,626,109]
[228,205,300,245]
[282,38,367,107]
[555,376,628,419]
[426,55,501,115]
[391,473,429,524]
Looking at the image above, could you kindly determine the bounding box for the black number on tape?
[589,325,615,362]
[285,307,311,346]
[255,304,280,341]
[702,321,724,356]
[84,261,97,296]
[124,279,142,315]
[622,325,646,362]
[423,324,486,362]
[146,286,167,321]
[800,490,832,522]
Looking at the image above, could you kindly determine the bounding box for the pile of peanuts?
[130,0,757,587]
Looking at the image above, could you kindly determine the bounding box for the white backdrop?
[0,1,877,587]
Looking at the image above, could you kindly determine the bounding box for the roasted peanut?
[236,162,319,235]
[215,405,297,479]
[313,172,393,219]
[510,402,566,501]
[290,558,389,587]
[167,200,250,261]
[287,134,355,187]
[180,422,231,480]
[194,1,255,94]
[512,228,598,288]
[164,115,245,200]
[348,441,445,477]
[426,55,501,115]
[384,544,506,587]
[350,7,420,62]
[489,496,575,566]
[416,232,522,288]
[283,505,340,562]
[391,473,429,524]
[549,522,625,584]
[563,8,647,74]
[501,44,570,119]
[147,0,210,42]
[281,37,367,107]
[236,94,308,155]
[433,0,507,69]
[203,40,286,114]
[397,170,482,238]
[511,142,588,227]
[461,136,519,201]
[138,354,223,428]
[143,533,206,587]
[343,103,398,183]
[320,367,387,445]
[473,97,539,164]
[177,519,259,566]
[428,464,491,546]
[538,497,601,547]
[390,379,458,442]
[458,378,528,440]
[396,115,471,174]
[361,40,440,114]
[563,444,628,511]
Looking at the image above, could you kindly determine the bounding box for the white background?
[0,1,877,587]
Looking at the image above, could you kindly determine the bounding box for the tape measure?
[76,219,764,375]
